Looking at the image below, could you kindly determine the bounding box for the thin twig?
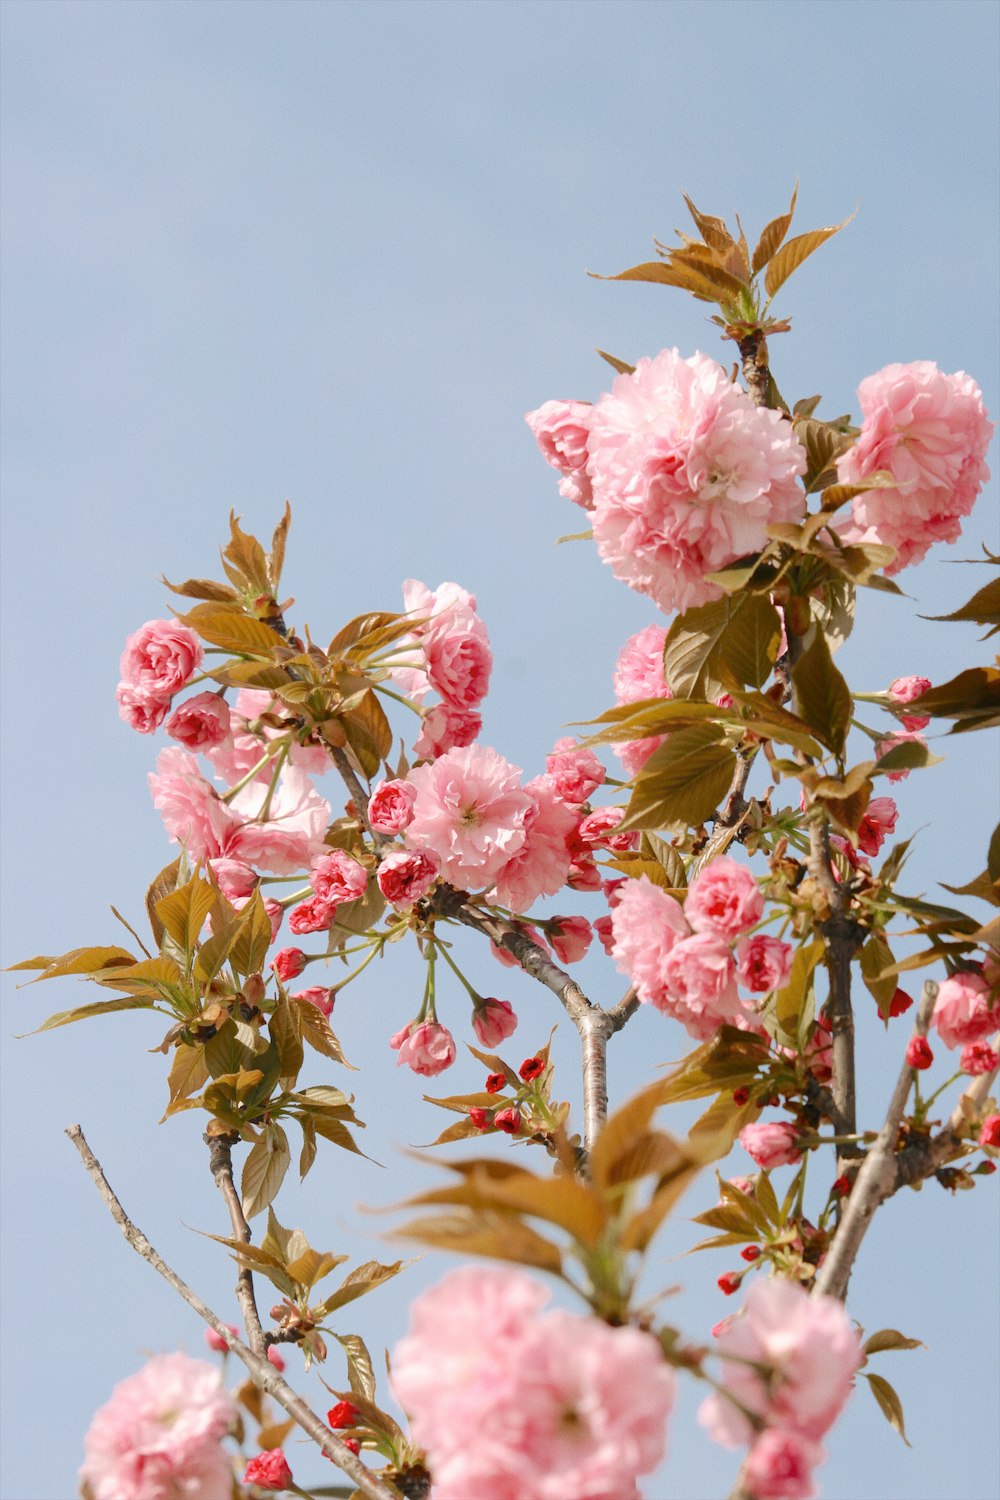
[66,1125,400,1500]
[204,1130,266,1356]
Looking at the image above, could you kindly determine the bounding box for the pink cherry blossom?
[576,805,639,852]
[405,744,534,890]
[612,624,673,776]
[856,796,898,857]
[610,876,690,1008]
[960,1041,999,1075]
[548,915,593,964]
[594,914,615,955]
[659,932,747,1040]
[376,848,439,906]
[744,1429,826,1500]
[208,857,258,901]
[737,934,793,994]
[739,1122,802,1170]
[413,703,483,760]
[837,362,993,572]
[120,619,203,700]
[700,1277,863,1448]
[932,970,999,1048]
[585,349,806,615]
[165,692,231,751]
[398,579,493,710]
[490,775,577,911]
[116,682,171,734]
[288,898,334,935]
[310,850,368,906]
[392,1265,675,1500]
[204,1324,238,1353]
[204,688,329,785]
[225,766,330,875]
[79,1352,236,1500]
[685,857,764,940]
[291,986,335,1018]
[390,1020,456,1076]
[243,1448,293,1491]
[368,778,418,833]
[887,675,932,732]
[272,948,306,983]
[525,399,594,508]
[472,998,518,1047]
[545,737,606,804]
[148,747,236,862]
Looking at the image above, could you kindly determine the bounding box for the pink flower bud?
[327,1400,360,1429]
[548,914,593,964]
[906,1035,934,1070]
[887,675,932,732]
[888,988,914,1018]
[204,1323,238,1353]
[288,897,335,935]
[341,1437,361,1456]
[832,1175,852,1199]
[740,1245,762,1262]
[738,1122,802,1170]
[468,1106,492,1131]
[472,997,518,1047]
[272,948,306,983]
[493,1106,522,1135]
[390,1020,457,1077]
[545,738,606,803]
[264,898,284,943]
[266,1346,285,1372]
[376,849,439,906]
[243,1448,293,1491]
[310,850,368,906]
[485,1072,506,1094]
[576,806,638,852]
[519,1055,545,1082]
[165,692,231,751]
[291,986,335,1018]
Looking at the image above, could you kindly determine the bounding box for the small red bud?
[485,1072,506,1094]
[888,987,914,1018]
[976,1160,997,1175]
[328,1400,360,1429]
[493,1107,522,1135]
[717,1272,742,1296]
[732,1087,750,1106]
[266,1345,286,1372]
[740,1245,761,1262]
[342,1438,361,1456]
[468,1106,492,1131]
[519,1056,545,1082]
[832,1175,852,1198]
[906,1035,934,1070]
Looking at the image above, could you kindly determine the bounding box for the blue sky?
[1,2,998,1497]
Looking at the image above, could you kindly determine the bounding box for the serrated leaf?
[640,833,689,889]
[682,195,735,253]
[341,689,393,779]
[229,891,273,978]
[269,990,304,1090]
[903,667,1000,723]
[156,876,216,960]
[621,724,737,831]
[94,954,186,998]
[335,1333,378,1404]
[163,575,240,603]
[875,740,944,776]
[165,1043,209,1107]
[717,594,782,689]
[9,945,135,981]
[25,996,157,1035]
[923,577,1000,629]
[390,1211,563,1274]
[764,214,853,300]
[663,597,739,700]
[177,602,285,657]
[751,186,798,273]
[775,940,825,1043]
[241,1126,291,1219]
[863,1328,925,1355]
[286,1248,347,1292]
[864,1371,911,1445]
[595,259,740,304]
[793,418,855,493]
[296,1000,352,1068]
[319,1260,408,1317]
[792,632,852,755]
[269,501,292,590]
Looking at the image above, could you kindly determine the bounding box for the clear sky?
[1,3,997,1498]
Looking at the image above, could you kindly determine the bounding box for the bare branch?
[66,1125,401,1500]
[204,1130,266,1356]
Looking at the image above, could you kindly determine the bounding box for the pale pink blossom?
[737,934,793,994]
[413,703,483,760]
[545,737,606,804]
[856,796,898,857]
[165,693,231,751]
[659,932,746,1040]
[120,619,203,700]
[208,857,258,901]
[368,779,418,833]
[549,915,593,964]
[288,898,334,935]
[472,997,518,1047]
[960,1041,999,1075]
[390,1020,457,1076]
[226,767,330,875]
[80,1352,235,1500]
[376,848,439,906]
[933,971,1000,1048]
[205,688,329,785]
[148,747,236,862]
[699,1277,863,1448]
[398,580,493,710]
[526,399,594,508]
[392,1265,674,1500]
[292,986,335,1018]
[405,744,534,890]
[739,1122,802,1171]
[686,857,764,940]
[310,850,368,906]
[874,729,929,783]
[610,876,690,1008]
[116,682,171,734]
[586,350,806,614]
[612,624,673,777]
[490,775,577,912]
[837,362,993,572]
[744,1429,825,1500]
[887,675,932,732]
[577,805,638,852]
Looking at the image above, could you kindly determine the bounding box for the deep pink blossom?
[933,971,999,1048]
[292,986,335,1018]
[243,1448,293,1491]
[545,737,606,804]
[610,876,690,1008]
[390,1020,456,1076]
[288,898,334,935]
[525,399,594,508]
[272,948,306,983]
[739,1122,802,1170]
[737,934,793,994]
[165,693,231,751]
[405,744,534,890]
[837,362,993,572]
[490,775,577,911]
[120,619,203,700]
[310,850,368,907]
[744,1429,825,1500]
[979,1114,1000,1149]
[472,998,518,1047]
[204,1324,238,1353]
[577,805,639,852]
[700,1277,863,1448]
[960,1041,999,1075]
[686,857,764,940]
[906,1035,934,1070]
[376,848,439,906]
[80,1352,235,1500]
[549,915,593,964]
[593,914,615,956]
[585,350,806,614]
[887,675,932,732]
[368,778,418,833]
[856,796,898,857]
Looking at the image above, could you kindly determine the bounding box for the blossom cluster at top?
[528,354,992,609]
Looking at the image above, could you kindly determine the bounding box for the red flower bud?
[717,1272,741,1296]
[889,988,914,1017]
[519,1056,545,1082]
[328,1400,361,1429]
[740,1245,761,1262]
[494,1107,522,1135]
[468,1106,492,1131]
[485,1072,506,1094]
[832,1175,852,1198]
[342,1438,361,1456]
[732,1087,750,1106]
[244,1449,293,1491]
[906,1035,934,1070]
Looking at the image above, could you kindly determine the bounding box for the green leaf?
[663,598,738,700]
[792,632,852,755]
[717,594,782,689]
[764,213,853,300]
[621,724,737,831]
[241,1125,291,1220]
[864,1371,911,1445]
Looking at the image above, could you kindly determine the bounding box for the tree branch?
[66,1125,401,1500]
[204,1130,266,1356]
